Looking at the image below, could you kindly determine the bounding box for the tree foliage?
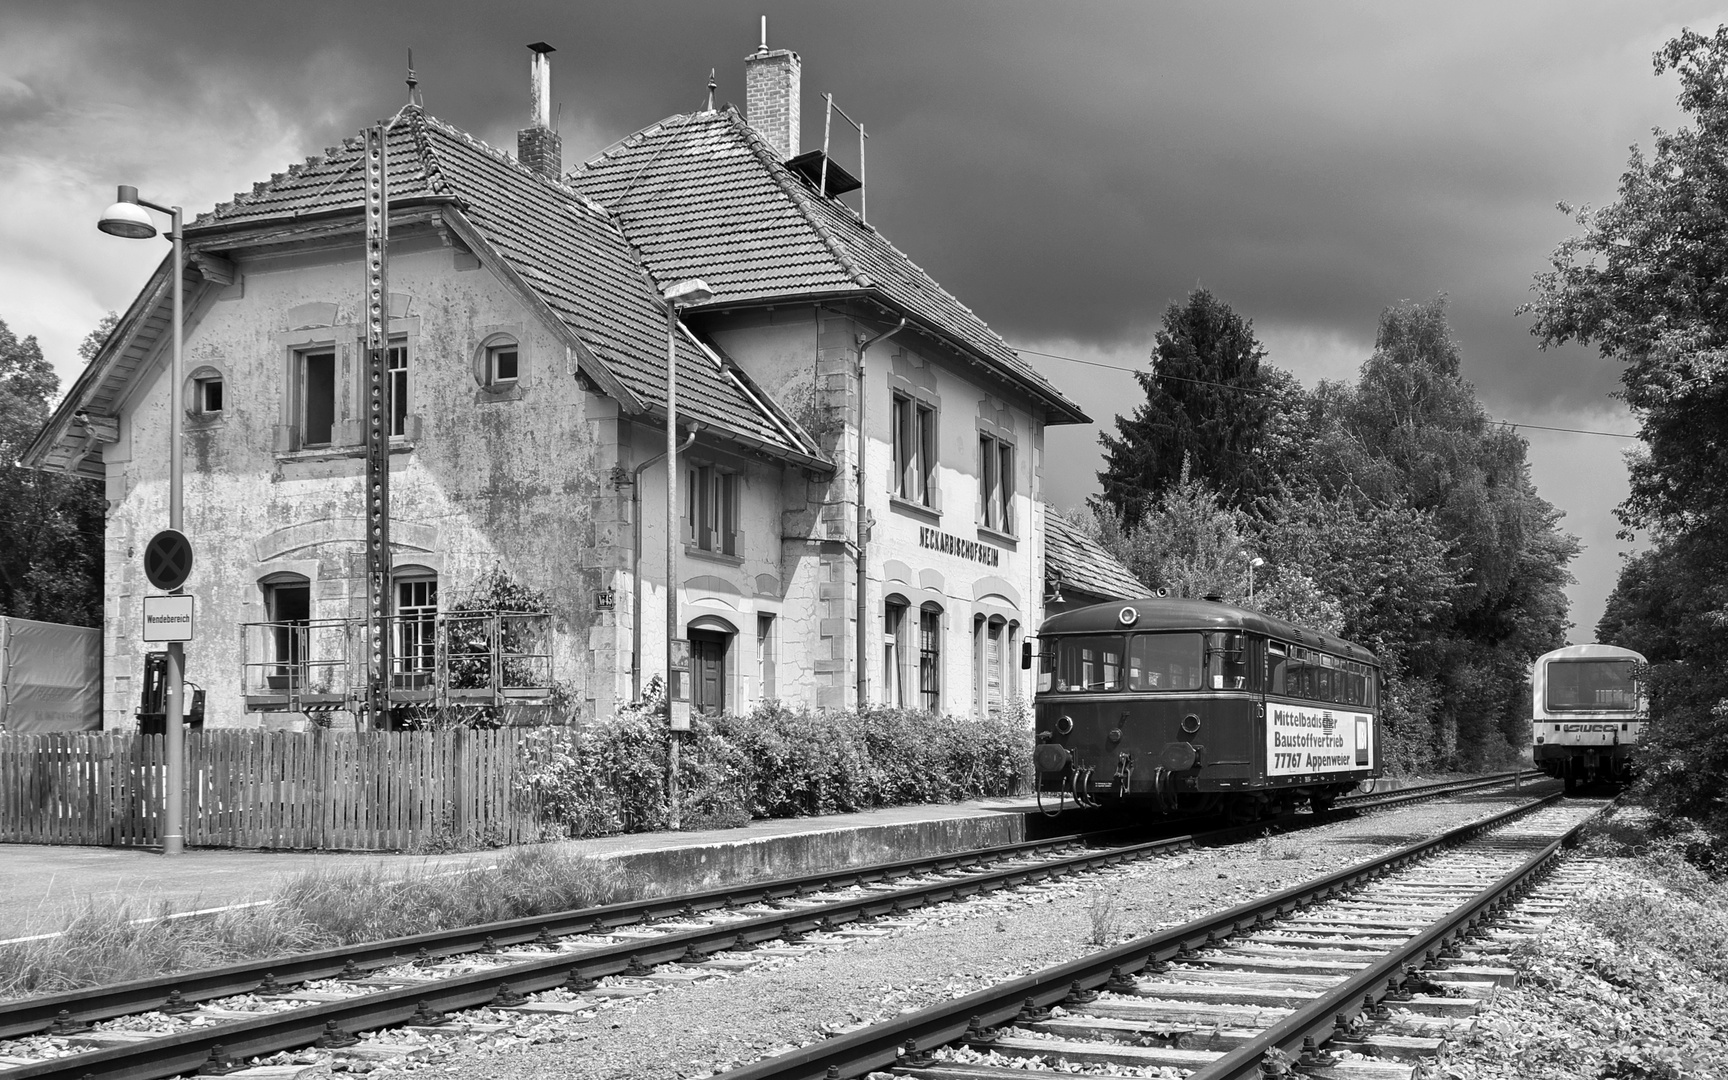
[0,316,104,626]
[1092,296,1577,772]
[1526,26,1728,854]
[1097,288,1302,519]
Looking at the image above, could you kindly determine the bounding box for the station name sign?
[919,526,1000,567]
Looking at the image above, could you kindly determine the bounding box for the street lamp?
[1247,556,1265,608]
[662,278,713,831]
[99,185,186,856]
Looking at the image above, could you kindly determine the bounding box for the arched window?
[884,596,910,707]
[393,568,438,687]
[918,602,943,712]
[259,572,310,686]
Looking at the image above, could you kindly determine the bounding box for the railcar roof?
[1535,643,1647,664]
[1037,598,1377,665]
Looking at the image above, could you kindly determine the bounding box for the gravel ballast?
[341,788,1565,1080]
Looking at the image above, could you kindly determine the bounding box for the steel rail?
[1188,806,1590,1079]
[0,769,1535,1042]
[0,770,1544,1080]
[1337,769,1545,809]
[3,821,1257,1080]
[0,829,1102,1040]
[699,792,1567,1080]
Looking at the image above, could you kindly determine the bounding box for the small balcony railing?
[240,617,356,712]
[241,610,552,715]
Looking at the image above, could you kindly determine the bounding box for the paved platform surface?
[0,798,1039,941]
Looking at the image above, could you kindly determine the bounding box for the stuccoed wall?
[99,226,606,729]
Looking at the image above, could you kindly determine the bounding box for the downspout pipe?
[632,422,699,699]
[855,317,907,708]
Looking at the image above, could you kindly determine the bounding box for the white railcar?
[1531,643,1646,790]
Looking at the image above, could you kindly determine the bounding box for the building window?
[979,433,1014,534]
[884,600,908,707]
[758,613,777,701]
[985,617,1005,718]
[194,375,224,415]
[394,574,438,686]
[686,463,740,555]
[388,341,409,437]
[487,339,519,386]
[892,393,937,506]
[297,349,336,448]
[919,603,942,712]
[264,577,310,689]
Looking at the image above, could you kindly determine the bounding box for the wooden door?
[690,630,729,715]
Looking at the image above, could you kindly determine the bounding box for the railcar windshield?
[1047,634,1125,692]
[1547,659,1637,711]
[1129,633,1205,691]
[1042,632,1205,693]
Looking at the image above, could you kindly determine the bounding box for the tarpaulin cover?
[0,616,101,732]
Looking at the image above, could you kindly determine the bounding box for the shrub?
[519,698,1032,839]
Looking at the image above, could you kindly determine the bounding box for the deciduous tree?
[0,315,104,625]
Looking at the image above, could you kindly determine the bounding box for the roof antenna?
[406,47,421,107]
[706,68,717,111]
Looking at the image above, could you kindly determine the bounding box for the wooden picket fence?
[0,729,543,851]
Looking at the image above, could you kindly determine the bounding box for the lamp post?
[99,186,186,856]
[1247,556,1265,608]
[662,278,713,831]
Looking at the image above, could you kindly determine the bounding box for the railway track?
[0,770,1548,1080]
[713,793,1604,1080]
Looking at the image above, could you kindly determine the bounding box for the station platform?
[0,797,1041,942]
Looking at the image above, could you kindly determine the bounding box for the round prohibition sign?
[143,529,194,591]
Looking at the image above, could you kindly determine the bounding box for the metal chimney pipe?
[529,42,555,129]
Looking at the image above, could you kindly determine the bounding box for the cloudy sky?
[4,0,1717,635]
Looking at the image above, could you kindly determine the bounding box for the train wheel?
[1311,794,1337,814]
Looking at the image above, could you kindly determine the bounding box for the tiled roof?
[184,107,820,463]
[1044,513,1155,602]
[569,108,1089,425]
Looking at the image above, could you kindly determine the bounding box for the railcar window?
[1127,633,1204,691]
[1268,642,1288,694]
[1547,659,1636,711]
[1048,635,1126,692]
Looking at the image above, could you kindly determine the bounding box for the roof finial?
[406,47,421,107]
[706,68,717,111]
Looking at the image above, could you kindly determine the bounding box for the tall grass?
[0,848,640,1000]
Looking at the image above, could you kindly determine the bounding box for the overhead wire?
[1012,346,1640,440]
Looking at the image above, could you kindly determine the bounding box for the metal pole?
[666,304,681,831]
[363,123,393,728]
[163,206,185,856]
[820,94,833,197]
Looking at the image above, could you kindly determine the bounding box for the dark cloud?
[5,0,1713,630]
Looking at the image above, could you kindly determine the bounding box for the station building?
[24,38,1143,731]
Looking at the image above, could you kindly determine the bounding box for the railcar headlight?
[1055,714,1074,735]
[1180,713,1200,735]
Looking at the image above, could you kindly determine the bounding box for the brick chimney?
[745,19,799,160]
[518,42,562,179]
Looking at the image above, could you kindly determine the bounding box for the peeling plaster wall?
[99,227,607,729]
